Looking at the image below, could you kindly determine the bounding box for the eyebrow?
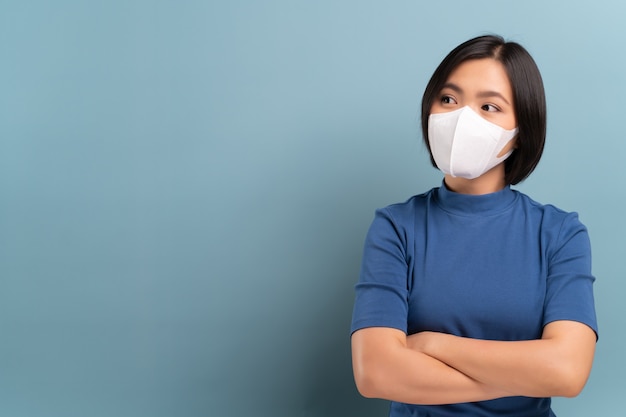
[441,82,511,106]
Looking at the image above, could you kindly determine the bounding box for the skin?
[351,58,596,405]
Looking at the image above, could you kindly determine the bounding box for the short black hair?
[421,35,546,185]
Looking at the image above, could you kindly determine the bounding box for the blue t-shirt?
[351,182,598,417]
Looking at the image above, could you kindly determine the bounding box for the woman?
[350,35,598,417]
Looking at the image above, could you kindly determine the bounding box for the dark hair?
[421,35,546,185]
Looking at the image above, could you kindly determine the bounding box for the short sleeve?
[543,213,598,338]
[350,208,410,335]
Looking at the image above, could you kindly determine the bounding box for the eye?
[440,95,457,105]
[481,104,500,112]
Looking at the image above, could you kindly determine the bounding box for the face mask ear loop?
[495,128,519,159]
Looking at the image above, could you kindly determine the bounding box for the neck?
[444,165,507,195]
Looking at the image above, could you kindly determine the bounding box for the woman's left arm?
[408,320,596,398]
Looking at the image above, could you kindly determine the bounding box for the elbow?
[353,363,383,398]
[550,365,591,398]
[352,338,389,399]
[557,383,584,399]
[355,377,377,399]
[557,375,588,398]
[540,321,596,398]
[353,352,396,399]
[351,328,410,400]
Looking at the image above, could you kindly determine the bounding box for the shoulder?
[514,191,586,228]
[365,188,436,246]
[514,191,590,254]
[375,188,436,222]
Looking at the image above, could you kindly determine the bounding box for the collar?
[434,179,518,216]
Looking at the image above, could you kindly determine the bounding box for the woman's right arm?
[352,207,511,404]
[351,327,513,405]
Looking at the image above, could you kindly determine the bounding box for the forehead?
[445,58,513,98]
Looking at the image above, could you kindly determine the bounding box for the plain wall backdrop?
[1,1,624,416]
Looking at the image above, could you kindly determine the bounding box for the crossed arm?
[351,320,596,405]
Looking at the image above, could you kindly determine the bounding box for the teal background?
[1,1,623,416]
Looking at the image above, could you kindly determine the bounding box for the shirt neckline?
[434,179,518,216]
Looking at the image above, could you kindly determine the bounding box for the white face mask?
[428,106,518,179]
